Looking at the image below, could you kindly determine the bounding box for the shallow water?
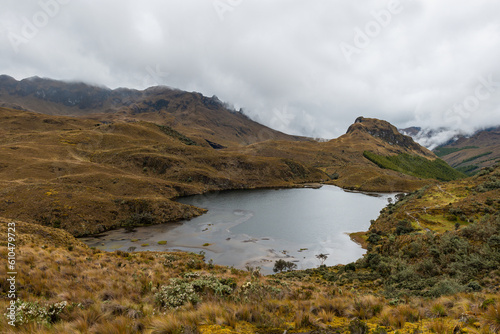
[81,185,395,274]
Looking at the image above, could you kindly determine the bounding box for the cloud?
[0,0,499,143]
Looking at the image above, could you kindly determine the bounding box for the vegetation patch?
[456,164,480,175]
[461,151,493,164]
[363,151,466,181]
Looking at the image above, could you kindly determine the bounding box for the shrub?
[395,220,415,235]
[427,279,464,297]
[348,318,369,334]
[367,233,381,245]
[9,300,68,325]
[345,263,356,271]
[154,276,234,309]
[467,280,482,292]
[154,278,200,309]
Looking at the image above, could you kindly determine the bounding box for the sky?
[1,0,500,146]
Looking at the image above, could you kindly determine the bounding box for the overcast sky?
[1,0,499,145]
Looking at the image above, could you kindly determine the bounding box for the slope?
[1,168,499,333]
[0,107,324,236]
[0,75,306,146]
[229,117,453,192]
[434,126,500,175]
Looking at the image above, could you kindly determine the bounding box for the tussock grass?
[1,167,500,333]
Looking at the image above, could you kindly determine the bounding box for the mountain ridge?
[0,76,465,236]
[401,124,500,175]
[0,75,307,147]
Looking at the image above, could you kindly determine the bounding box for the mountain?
[400,125,500,175]
[433,126,500,175]
[232,116,462,191]
[1,77,496,333]
[0,77,465,236]
[398,126,421,138]
[0,106,324,236]
[0,106,459,236]
[0,75,306,146]
[399,126,466,150]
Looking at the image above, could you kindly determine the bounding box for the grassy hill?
[0,107,456,237]
[1,80,493,332]
[0,75,307,147]
[0,107,325,236]
[232,117,443,192]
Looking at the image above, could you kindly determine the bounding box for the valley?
[0,77,498,333]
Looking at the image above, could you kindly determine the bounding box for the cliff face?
[346,116,436,158]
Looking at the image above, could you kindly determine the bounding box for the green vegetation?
[461,151,493,164]
[456,164,480,175]
[157,240,167,245]
[348,165,500,298]
[364,213,500,297]
[154,275,234,309]
[363,151,466,181]
[434,145,478,157]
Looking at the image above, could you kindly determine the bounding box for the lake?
[81,185,395,274]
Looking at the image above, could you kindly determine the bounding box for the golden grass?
[1,218,498,333]
[0,108,498,333]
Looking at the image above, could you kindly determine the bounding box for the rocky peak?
[346,116,434,156]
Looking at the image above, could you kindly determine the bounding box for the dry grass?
[0,108,498,333]
[0,107,332,236]
[484,303,500,333]
[1,219,499,334]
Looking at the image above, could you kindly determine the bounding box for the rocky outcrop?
[346,116,435,158]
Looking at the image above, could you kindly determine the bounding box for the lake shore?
[349,231,368,249]
[82,186,393,272]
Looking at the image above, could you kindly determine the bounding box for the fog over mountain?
[400,127,471,151]
[1,0,499,143]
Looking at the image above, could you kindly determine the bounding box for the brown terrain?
[0,76,499,333]
[0,76,459,237]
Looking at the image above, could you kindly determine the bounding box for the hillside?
[0,85,497,332]
[0,75,306,147]
[0,77,465,237]
[400,125,500,176]
[229,117,458,192]
[434,126,500,175]
[0,107,325,236]
[0,107,448,237]
[1,169,498,333]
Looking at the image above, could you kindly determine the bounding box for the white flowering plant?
[154,275,235,309]
[6,300,68,326]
